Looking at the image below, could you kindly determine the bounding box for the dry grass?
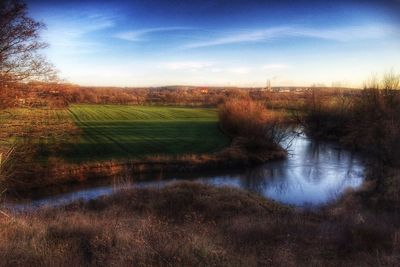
[0,108,78,141]
[0,107,79,191]
[0,108,80,187]
[1,182,399,266]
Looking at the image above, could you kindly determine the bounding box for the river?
[4,130,365,211]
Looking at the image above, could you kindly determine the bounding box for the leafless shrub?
[299,72,400,165]
[297,87,354,140]
[219,98,289,152]
[219,98,266,137]
[349,72,400,165]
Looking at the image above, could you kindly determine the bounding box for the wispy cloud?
[291,25,396,41]
[114,27,192,41]
[183,24,398,49]
[183,27,290,49]
[48,14,115,39]
[44,12,115,55]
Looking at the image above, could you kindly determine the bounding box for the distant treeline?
[0,81,361,109]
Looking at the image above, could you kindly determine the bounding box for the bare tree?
[0,0,56,85]
[0,1,57,201]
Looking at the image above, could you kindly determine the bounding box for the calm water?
[4,131,365,211]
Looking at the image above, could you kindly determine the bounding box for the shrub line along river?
[3,129,365,212]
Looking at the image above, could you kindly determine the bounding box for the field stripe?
[66,105,229,161]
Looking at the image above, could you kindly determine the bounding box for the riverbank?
[1,182,398,266]
[3,138,286,192]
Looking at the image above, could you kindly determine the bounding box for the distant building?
[267,80,271,91]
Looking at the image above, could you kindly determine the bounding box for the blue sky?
[27,0,400,87]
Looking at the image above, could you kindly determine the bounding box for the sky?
[26,0,400,87]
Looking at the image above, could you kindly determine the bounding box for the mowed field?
[66,105,229,161]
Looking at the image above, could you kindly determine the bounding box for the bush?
[349,88,400,165]
[300,72,400,166]
[219,98,269,137]
[218,98,288,153]
[300,88,353,139]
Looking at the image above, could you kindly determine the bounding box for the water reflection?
[200,133,364,206]
[5,132,365,211]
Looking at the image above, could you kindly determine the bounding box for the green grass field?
[65,105,229,161]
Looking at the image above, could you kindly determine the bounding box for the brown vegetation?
[1,182,399,266]
[299,72,400,166]
[219,98,271,137]
[0,78,354,109]
[218,97,288,158]
[0,107,81,191]
[348,75,400,165]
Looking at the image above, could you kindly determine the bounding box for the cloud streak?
[50,13,115,38]
[183,24,399,49]
[114,27,192,41]
[44,12,115,55]
[183,27,290,49]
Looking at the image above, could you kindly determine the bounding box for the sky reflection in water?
[202,134,364,206]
